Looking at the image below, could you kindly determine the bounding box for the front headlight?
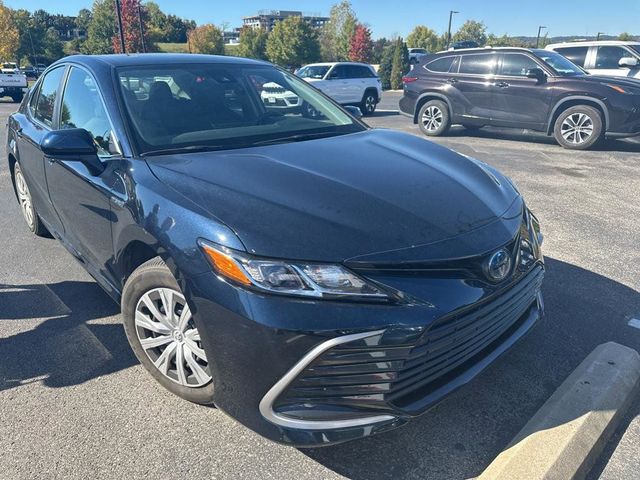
[198,240,392,301]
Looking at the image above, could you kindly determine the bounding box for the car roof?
[434,46,534,54]
[547,40,640,48]
[51,53,270,69]
[302,62,374,67]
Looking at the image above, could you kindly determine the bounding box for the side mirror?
[619,57,638,68]
[526,68,545,82]
[41,128,105,175]
[344,105,362,118]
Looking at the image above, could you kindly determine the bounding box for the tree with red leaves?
[348,24,373,63]
[112,0,144,53]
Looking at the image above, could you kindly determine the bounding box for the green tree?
[44,27,64,61]
[237,27,268,60]
[389,37,409,90]
[371,37,391,64]
[619,32,635,41]
[76,8,93,31]
[188,24,224,55]
[378,43,394,89]
[0,1,19,61]
[266,16,320,67]
[407,25,440,52]
[453,20,488,46]
[83,0,116,54]
[320,0,357,61]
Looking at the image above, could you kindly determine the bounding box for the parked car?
[409,47,429,66]
[7,53,544,447]
[0,70,27,102]
[546,40,640,79]
[21,65,37,79]
[296,62,382,115]
[35,63,48,75]
[1,62,20,74]
[400,47,640,149]
[451,40,479,50]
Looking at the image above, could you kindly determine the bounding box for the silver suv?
[546,41,640,78]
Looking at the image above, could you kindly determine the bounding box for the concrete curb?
[478,342,640,480]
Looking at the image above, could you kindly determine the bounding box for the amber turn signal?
[200,243,252,286]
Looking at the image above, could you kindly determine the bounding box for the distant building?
[242,10,328,32]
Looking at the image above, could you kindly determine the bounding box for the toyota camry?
[6,54,544,447]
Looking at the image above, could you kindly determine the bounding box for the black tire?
[11,92,23,103]
[13,162,50,237]
[553,105,603,150]
[360,90,378,116]
[462,123,484,131]
[417,100,450,136]
[122,257,215,405]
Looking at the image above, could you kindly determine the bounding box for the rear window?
[555,46,589,67]
[459,54,497,75]
[425,56,456,73]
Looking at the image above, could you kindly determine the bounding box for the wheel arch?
[413,92,453,124]
[7,152,17,197]
[547,96,609,135]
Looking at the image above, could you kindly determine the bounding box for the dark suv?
[400,47,640,149]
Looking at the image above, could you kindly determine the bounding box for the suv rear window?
[555,46,589,67]
[459,54,497,75]
[425,56,456,73]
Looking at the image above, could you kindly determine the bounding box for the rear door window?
[554,46,589,67]
[458,54,497,75]
[33,67,65,127]
[500,54,541,76]
[595,46,631,69]
[348,65,375,78]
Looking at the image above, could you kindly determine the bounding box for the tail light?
[402,76,418,84]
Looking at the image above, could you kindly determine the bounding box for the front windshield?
[533,50,585,76]
[117,63,363,155]
[296,65,330,79]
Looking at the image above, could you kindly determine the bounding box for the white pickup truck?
[0,71,28,103]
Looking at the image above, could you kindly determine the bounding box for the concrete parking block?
[478,342,640,480]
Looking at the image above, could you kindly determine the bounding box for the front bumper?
[184,229,544,446]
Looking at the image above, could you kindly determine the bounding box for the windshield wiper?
[141,145,227,157]
[250,131,342,146]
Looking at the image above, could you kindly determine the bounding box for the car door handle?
[447,78,458,84]
[495,82,510,88]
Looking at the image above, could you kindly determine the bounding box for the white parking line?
[628,318,640,329]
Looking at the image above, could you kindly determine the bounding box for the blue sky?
[5,0,639,39]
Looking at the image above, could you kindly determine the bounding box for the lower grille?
[274,265,544,415]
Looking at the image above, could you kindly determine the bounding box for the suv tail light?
[402,76,418,83]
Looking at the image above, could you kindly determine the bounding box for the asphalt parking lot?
[1,92,639,479]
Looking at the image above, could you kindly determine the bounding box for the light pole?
[536,25,547,48]
[596,32,605,40]
[446,10,459,49]
[137,3,146,53]
[115,0,126,54]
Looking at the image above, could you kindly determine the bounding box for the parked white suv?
[296,62,382,115]
[546,41,640,78]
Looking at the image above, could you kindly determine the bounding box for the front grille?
[274,265,543,415]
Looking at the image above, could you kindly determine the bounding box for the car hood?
[146,129,521,262]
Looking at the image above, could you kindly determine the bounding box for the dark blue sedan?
[6,54,544,447]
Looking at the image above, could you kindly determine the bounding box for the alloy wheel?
[421,106,443,132]
[15,167,35,229]
[560,113,593,145]
[365,95,376,113]
[135,287,212,387]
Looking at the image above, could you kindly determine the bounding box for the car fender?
[547,95,610,134]
[413,91,454,123]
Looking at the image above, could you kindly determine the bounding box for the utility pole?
[137,3,146,53]
[446,10,459,49]
[27,27,38,69]
[115,0,126,54]
[596,32,605,40]
[536,25,547,48]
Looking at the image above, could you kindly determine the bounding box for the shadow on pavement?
[445,126,640,153]
[301,257,640,480]
[0,280,136,391]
